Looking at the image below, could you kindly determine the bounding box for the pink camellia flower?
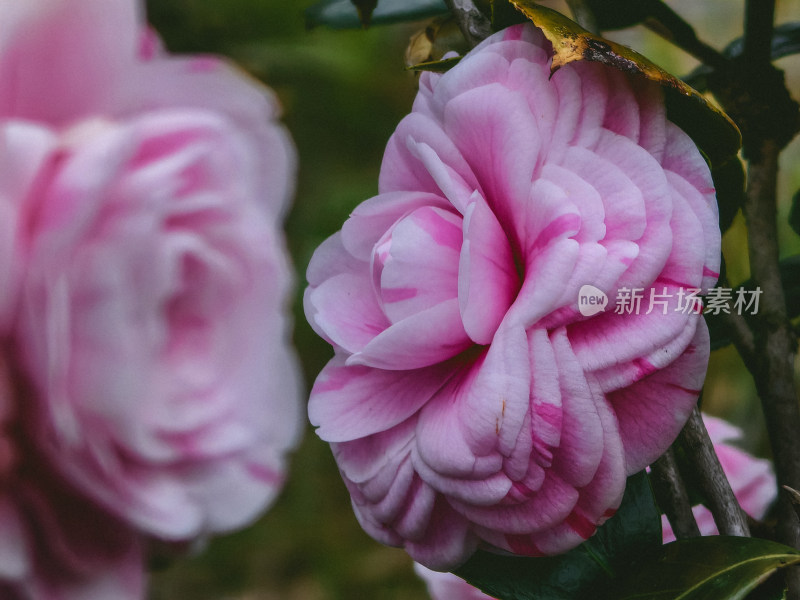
[661,414,776,543]
[414,563,497,600]
[2,0,301,551]
[305,23,719,569]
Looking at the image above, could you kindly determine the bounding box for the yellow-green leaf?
[406,56,462,73]
[405,16,469,67]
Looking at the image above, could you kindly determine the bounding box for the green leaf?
[706,255,800,351]
[306,0,448,29]
[583,0,657,30]
[350,0,378,26]
[507,1,741,168]
[404,16,469,68]
[744,572,788,600]
[724,22,800,62]
[604,536,800,600]
[687,23,800,92]
[490,0,528,30]
[454,471,660,600]
[789,189,800,238]
[713,157,746,234]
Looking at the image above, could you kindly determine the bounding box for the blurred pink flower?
[305,24,719,569]
[0,2,300,588]
[661,414,776,543]
[0,355,144,600]
[414,563,496,600]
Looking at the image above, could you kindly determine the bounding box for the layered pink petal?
[310,356,452,442]
[459,196,520,344]
[377,206,463,323]
[609,321,709,473]
[0,123,57,331]
[414,562,497,600]
[443,83,541,250]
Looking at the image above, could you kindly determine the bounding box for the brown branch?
[650,448,701,540]
[742,140,800,554]
[645,1,729,71]
[711,3,800,594]
[443,0,492,48]
[678,408,751,537]
[719,310,757,367]
[715,267,757,366]
[744,0,776,67]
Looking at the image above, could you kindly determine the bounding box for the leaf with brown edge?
[508,1,741,167]
[713,156,746,234]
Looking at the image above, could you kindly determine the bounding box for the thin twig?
[645,1,729,71]
[650,448,701,540]
[443,0,492,48]
[718,310,757,366]
[713,268,758,366]
[784,486,800,525]
[678,407,751,537]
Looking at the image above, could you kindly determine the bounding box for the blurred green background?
[142,1,800,598]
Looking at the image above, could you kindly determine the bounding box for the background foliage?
[143,0,800,598]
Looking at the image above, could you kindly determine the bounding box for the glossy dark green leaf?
[789,189,800,238]
[686,23,800,92]
[490,0,527,30]
[350,0,378,25]
[744,572,788,600]
[724,22,800,62]
[714,157,746,234]
[508,1,741,168]
[306,0,448,29]
[604,536,800,600]
[583,0,656,30]
[454,471,660,600]
[706,255,800,351]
